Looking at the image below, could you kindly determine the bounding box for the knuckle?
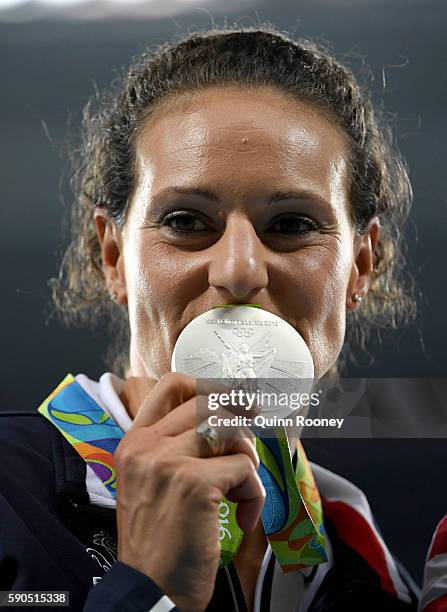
[172,462,203,494]
[259,478,267,499]
[158,371,179,386]
[148,452,176,477]
[240,452,256,473]
[158,371,189,388]
[158,371,195,393]
[115,442,137,471]
[115,431,159,472]
[116,447,176,485]
[245,441,260,470]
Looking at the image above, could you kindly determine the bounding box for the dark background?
[1,0,446,585]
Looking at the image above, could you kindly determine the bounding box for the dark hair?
[50,23,416,376]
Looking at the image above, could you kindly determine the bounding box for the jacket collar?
[50,409,89,503]
[39,374,121,499]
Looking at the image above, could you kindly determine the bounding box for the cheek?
[286,242,353,377]
[122,235,166,335]
[122,233,202,332]
[311,245,351,308]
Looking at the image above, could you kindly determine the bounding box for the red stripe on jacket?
[428,516,447,561]
[423,594,447,612]
[322,498,397,597]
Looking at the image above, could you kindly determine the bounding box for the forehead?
[133,87,349,201]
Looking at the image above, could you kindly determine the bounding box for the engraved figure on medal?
[181,329,278,378]
[217,331,276,378]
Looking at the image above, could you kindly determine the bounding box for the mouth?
[210,302,265,310]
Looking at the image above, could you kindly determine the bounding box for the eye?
[269,214,318,235]
[161,210,209,234]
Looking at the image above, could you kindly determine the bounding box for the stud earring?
[352,293,363,303]
[109,290,118,302]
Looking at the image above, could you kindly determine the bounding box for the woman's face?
[96,86,378,382]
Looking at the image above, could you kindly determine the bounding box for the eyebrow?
[152,186,219,205]
[150,186,330,208]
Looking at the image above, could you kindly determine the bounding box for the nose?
[208,214,269,302]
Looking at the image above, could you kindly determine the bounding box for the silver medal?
[171,305,314,419]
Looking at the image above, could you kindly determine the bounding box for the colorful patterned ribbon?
[37,374,327,572]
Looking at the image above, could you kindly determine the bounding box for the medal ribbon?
[38,374,327,573]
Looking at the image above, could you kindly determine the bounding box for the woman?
[0,25,428,611]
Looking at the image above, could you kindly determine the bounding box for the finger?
[131,372,197,429]
[198,454,266,532]
[153,394,259,438]
[139,395,252,437]
[148,395,208,436]
[175,423,260,470]
[131,373,241,430]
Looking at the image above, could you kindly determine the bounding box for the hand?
[115,372,265,612]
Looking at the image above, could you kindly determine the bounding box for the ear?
[346,217,380,310]
[94,209,128,305]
